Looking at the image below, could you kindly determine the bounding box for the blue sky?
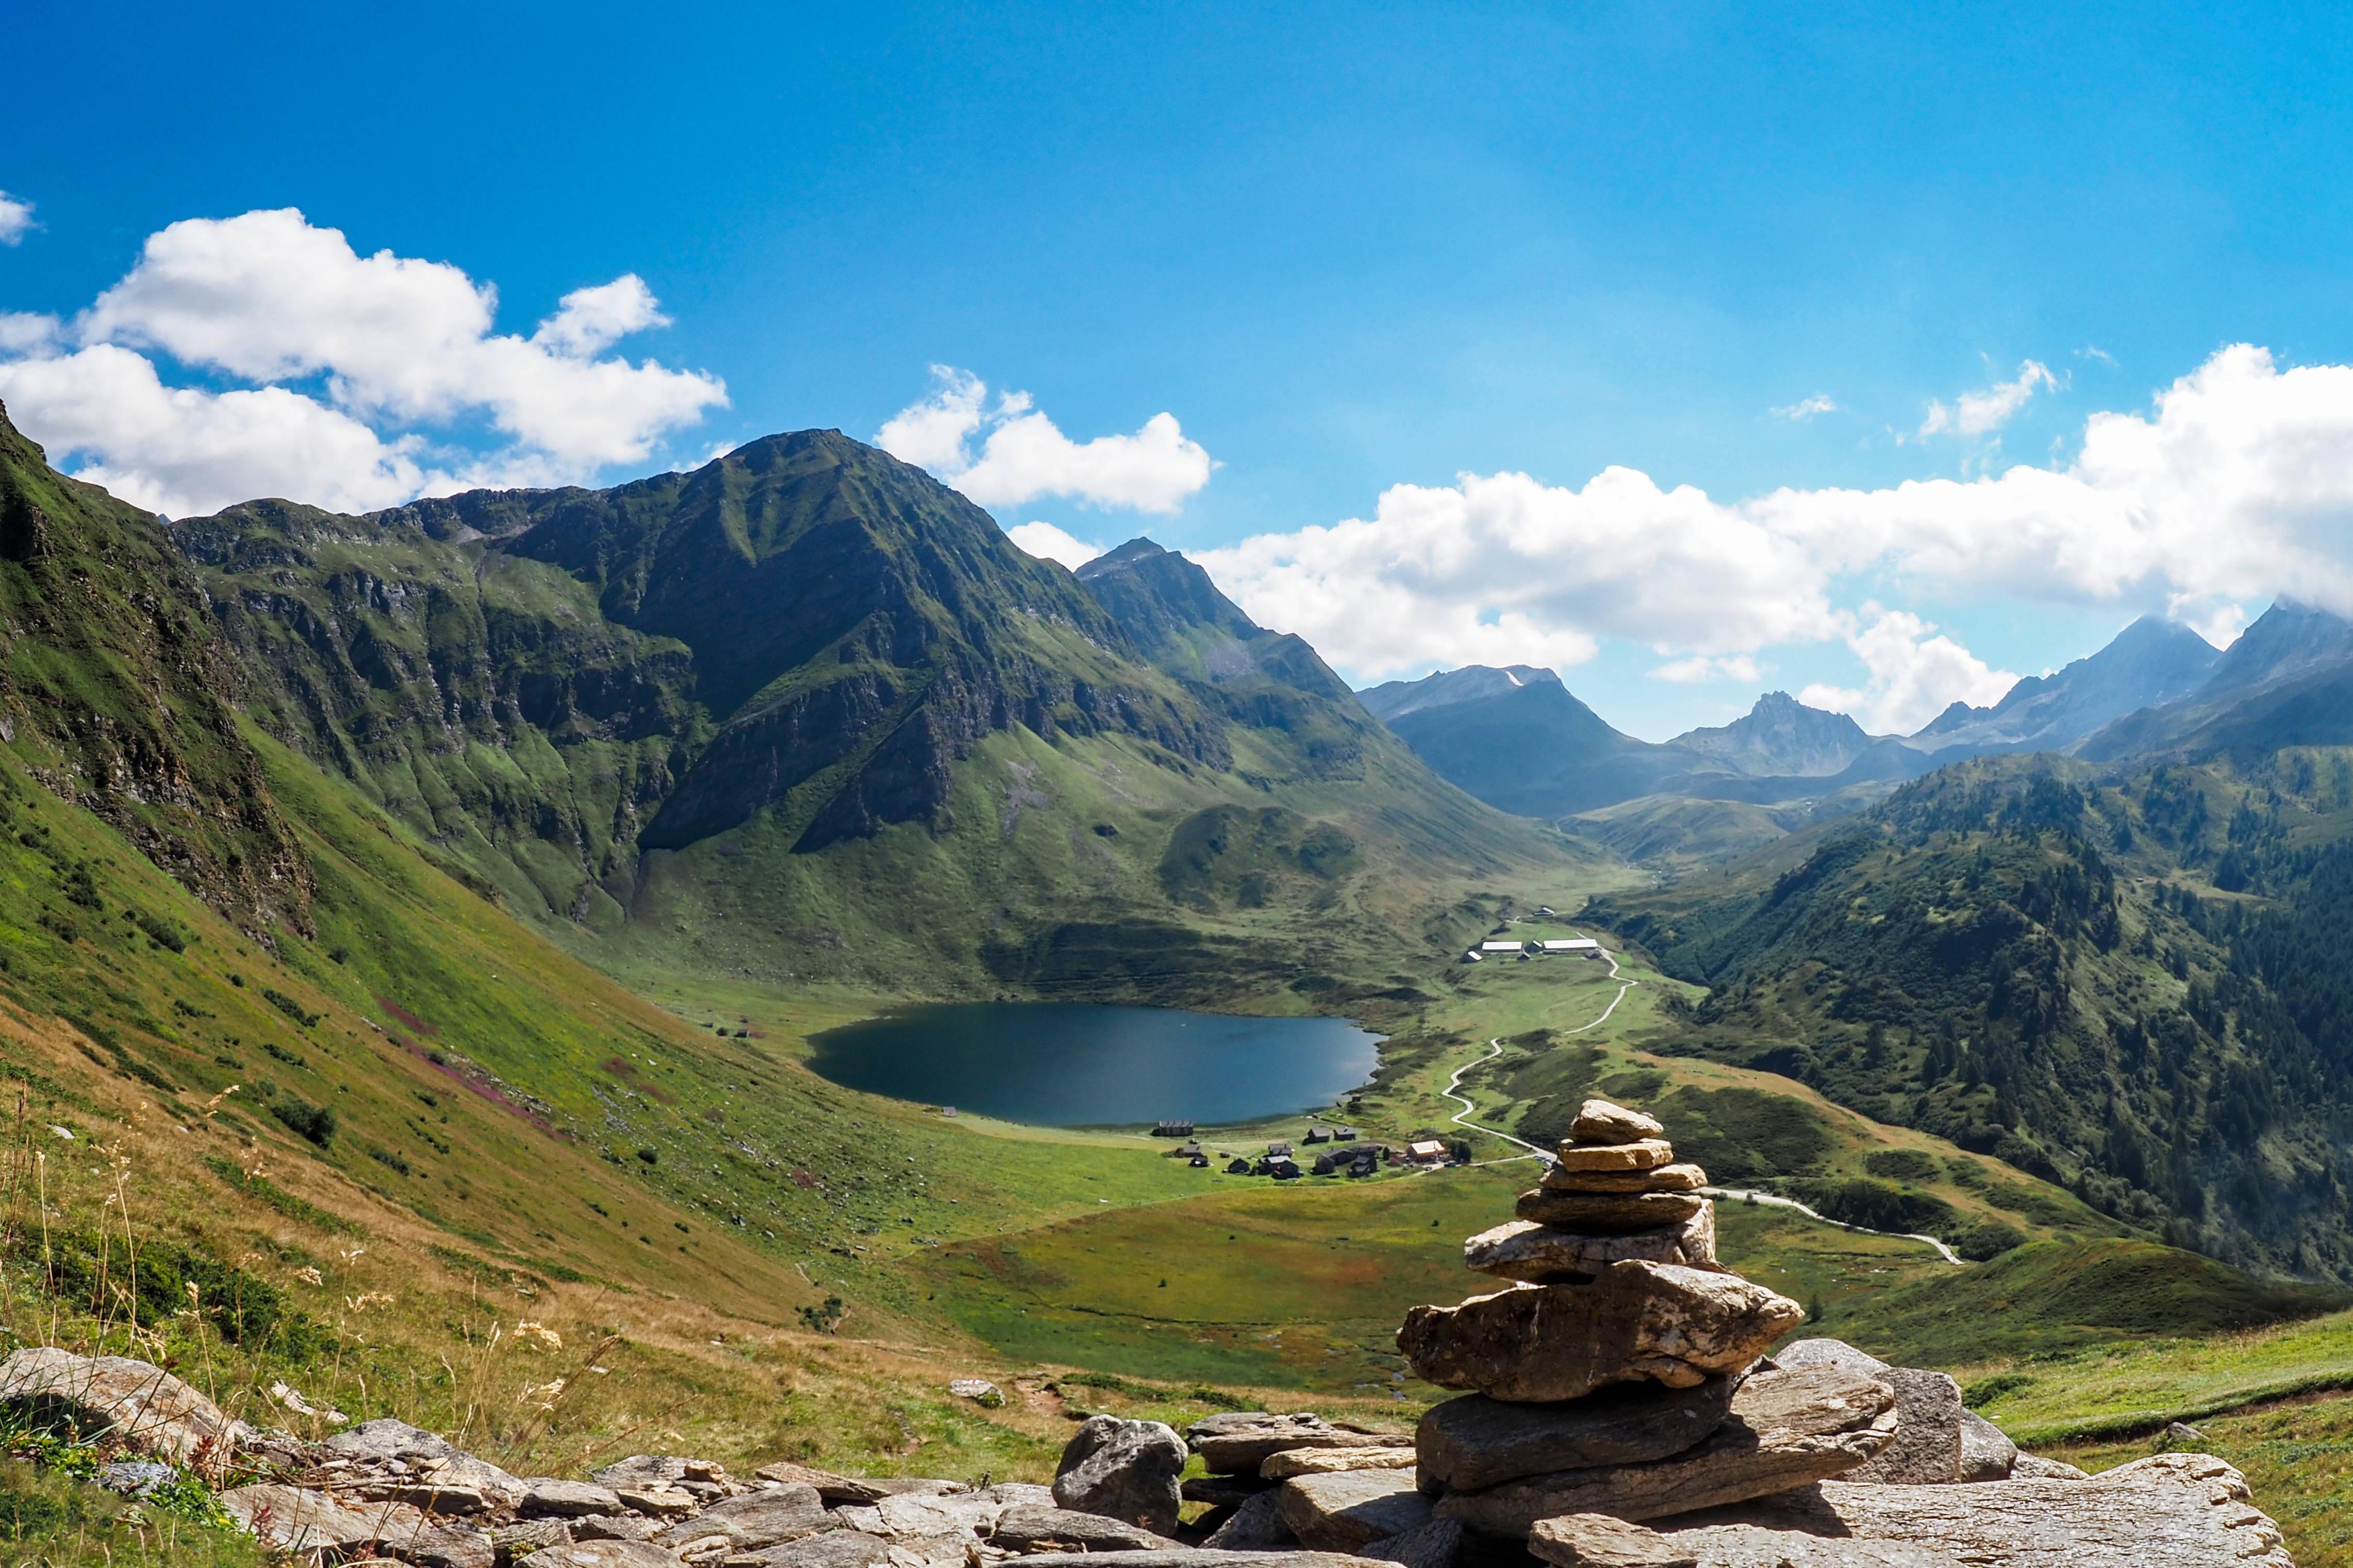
[8,2,2353,737]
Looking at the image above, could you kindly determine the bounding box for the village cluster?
[1150,1120,1464,1179]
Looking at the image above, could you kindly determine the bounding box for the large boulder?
[656,1482,833,1554]
[323,1417,526,1513]
[219,1484,384,1557]
[1514,1190,1708,1233]
[1529,1513,1702,1567]
[1278,1469,1434,1553]
[756,1531,901,1568]
[1397,1264,1803,1402]
[523,1478,625,1518]
[755,1460,894,1505]
[1538,1514,1953,1565]
[1775,1341,1962,1486]
[1668,1453,2292,1566]
[1464,1212,1718,1282]
[1416,1379,1736,1493]
[1055,1415,1189,1534]
[1359,1516,1466,1568]
[1189,1412,1405,1475]
[1436,1365,1898,1533]
[0,1348,240,1478]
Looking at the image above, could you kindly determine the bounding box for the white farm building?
[1542,938,1603,957]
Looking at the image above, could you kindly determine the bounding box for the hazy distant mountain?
[1911,615,2219,755]
[1672,691,1880,777]
[2080,600,2353,762]
[1358,663,1560,722]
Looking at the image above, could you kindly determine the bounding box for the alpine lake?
[806,1003,1384,1127]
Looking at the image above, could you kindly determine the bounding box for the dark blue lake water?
[806,1003,1383,1127]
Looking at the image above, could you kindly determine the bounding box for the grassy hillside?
[1588,751,2353,1280]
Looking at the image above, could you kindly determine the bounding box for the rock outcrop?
[0,1347,242,1479]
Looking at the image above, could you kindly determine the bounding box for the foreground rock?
[1775,1342,1961,1486]
[1534,1513,1951,1566]
[655,1481,832,1554]
[1436,1365,1898,1533]
[1055,1415,1189,1534]
[1263,1447,1418,1478]
[521,1543,682,1568]
[1190,1412,1407,1475]
[1415,1380,1737,1493]
[325,1417,528,1513]
[1664,1453,2293,1566]
[0,1347,241,1478]
[995,1503,1183,1553]
[1279,1469,1434,1552]
[1464,1213,1719,1282]
[1955,1411,2017,1481]
[1398,1263,1802,1402]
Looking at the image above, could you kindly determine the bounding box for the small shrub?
[267,1092,337,1146]
[798,1295,846,1333]
[1962,1371,2036,1409]
[367,1145,412,1176]
[1955,1219,2029,1260]
[261,1041,306,1067]
[262,987,321,1028]
[132,909,189,952]
[635,1146,659,1165]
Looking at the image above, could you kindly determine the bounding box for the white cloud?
[877,365,1214,513]
[1799,610,2019,734]
[0,313,57,354]
[1653,655,1762,684]
[1191,343,2353,695]
[2187,602,2246,649]
[1919,359,2058,437]
[1197,466,1838,681]
[0,193,32,246]
[0,208,725,516]
[1771,395,1838,421]
[1006,520,1105,570]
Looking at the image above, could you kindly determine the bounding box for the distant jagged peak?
[1671,690,1875,778]
[1072,534,1263,652]
[1355,663,1566,722]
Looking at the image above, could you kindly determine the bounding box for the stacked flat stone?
[1463,1099,1718,1283]
[1391,1100,1903,1546]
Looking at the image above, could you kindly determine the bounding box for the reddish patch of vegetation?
[598,1054,675,1105]
[376,996,438,1036]
[791,1170,817,1189]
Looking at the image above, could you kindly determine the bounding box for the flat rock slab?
[995,1503,1181,1553]
[1551,1517,1953,1566]
[326,1417,527,1512]
[1673,1454,2292,1566]
[1398,1262,1802,1402]
[517,1543,683,1568]
[1554,1140,1676,1173]
[0,1348,239,1477]
[1515,1190,1708,1233]
[1570,1102,1665,1144]
[525,1478,626,1517]
[1465,1213,1718,1284]
[659,1483,832,1552]
[1416,1379,1735,1493]
[1280,1470,1434,1553]
[757,1461,894,1506]
[1438,1366,1897,1533]
[220,1484,383,1555]
[1056,1554,1395,1568]
[1264,1447,1418,1478]
[743,1531,900,1568]
[1191,1413,1408,1475]
[1542,1163,1710,1195]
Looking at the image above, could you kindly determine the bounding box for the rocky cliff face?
[0,403,313,933]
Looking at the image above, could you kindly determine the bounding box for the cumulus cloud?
[1006,520,1106,570]
[1920,359,2058,437]
[0,208,724,517]
[1195,344,2353,728]
[1653,655,1762,685]
[1798,610,2019,733]
[1771,394,1838,421]
[0,193,32,246]
[877,366,1214,513]
[1197,466,1839,680]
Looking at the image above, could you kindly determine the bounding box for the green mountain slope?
[176,433,1580,1006]
[1590,751,2353,1280]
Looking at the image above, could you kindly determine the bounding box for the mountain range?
[1360,603,2353,864]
